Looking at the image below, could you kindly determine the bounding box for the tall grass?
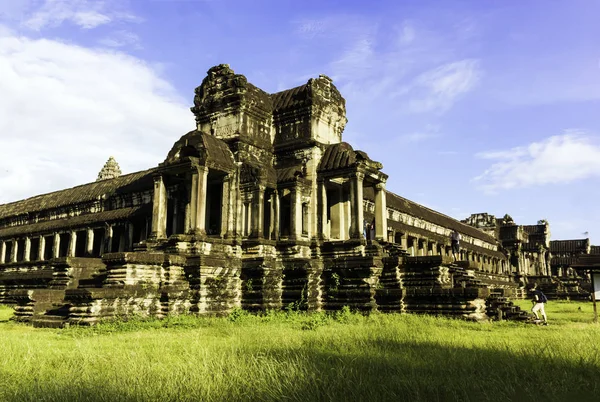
[0,302,598,402]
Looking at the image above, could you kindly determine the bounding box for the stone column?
[151,175,168,239]
[68,231,76,257]
[274,190,280,240]
[374,182,387,241]
[10,239,18,263]
[105,225,113,253]
[268,192,276,240]
[349,173,364,239]
[128,224,134,251]
[194,166,209,235]
[400,234,408,251]
[290,187,301,240]
[221,175,232,238]
[0,241,5,264]
[187,171,198,233]
[318,179,328,239]
[234,170,243,237]
[252,185,265,238]
[52,233,60,259]
[23,237,31,262]
[244,199,252,237]
[86,229,94,257]
[38,236,45,261]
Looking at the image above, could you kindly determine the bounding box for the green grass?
[0,302,599,402]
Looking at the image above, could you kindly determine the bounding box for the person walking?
[450,229,461,261]
[531,283,549,325]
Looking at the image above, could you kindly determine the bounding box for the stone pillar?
[151,175,168,239]
[318,179,328,239]
[194,166,209,235]
[268,192,276,240]
[68,231,76,257]
[244,199,252,237]
[38,236,45,260]
[374,182,387,241]
[290,187,301,240]
[221,176,232,238]
[350,173,364,239]
[52,233,60,259]
[86,229,94,257]
[10,239,18,263]
[0,241,5,264]
[105,225,113,253]
[23,237,31,262]
[400,234,408,251]
[188,171,198,233]
[274,190,280,240]
[252,185,265,238]
[128,224,134,251]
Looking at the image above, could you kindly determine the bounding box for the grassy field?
[1,301,599,402]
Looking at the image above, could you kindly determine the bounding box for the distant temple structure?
[0,64,595,326]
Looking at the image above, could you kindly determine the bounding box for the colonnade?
[392,232,506,273]
[0,223,134,264]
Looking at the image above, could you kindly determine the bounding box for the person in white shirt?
[450,230,461,261]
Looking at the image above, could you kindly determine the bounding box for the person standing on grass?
[450,229,461,261]
[531,283,548,325]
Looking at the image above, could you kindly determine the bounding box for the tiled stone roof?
[163,130,236,172]
[0,205,149,238]
[550,239,590,254]
[271,84,309,112]
[364,187,499,245]
[0,169,156,221]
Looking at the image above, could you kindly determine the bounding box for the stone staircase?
[486,295,531,321]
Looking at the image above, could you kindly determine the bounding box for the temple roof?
[0,169,156,222]
[163,130,236,172]
[550,239,590,253]
[0,206,148,238]
[318,142,381,173]
[271,84,309,112]
[276,165,304,183]
[523,225,547,235]
[364,187,499,245]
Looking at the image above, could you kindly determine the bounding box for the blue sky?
[0,0,599,243]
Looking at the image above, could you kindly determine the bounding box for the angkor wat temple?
[0,64,596,327]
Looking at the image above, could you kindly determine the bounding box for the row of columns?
[0,224,132,264]
[396,232,505,273]
[151,167,235,239]
[150,167,388,243]
[318,174,387,241]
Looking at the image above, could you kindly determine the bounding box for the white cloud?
[406,59,481,113]
[314,16,480,115]
[98,30,141,48]
[21,0,140,31]
[397,22,416,45]
[0,31,194,203]
[473,131,600,193]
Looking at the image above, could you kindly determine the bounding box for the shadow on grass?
[4,337,599,402]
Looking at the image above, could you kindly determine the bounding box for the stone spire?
[96,156,122,181]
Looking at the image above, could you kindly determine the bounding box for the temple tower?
[96,156,122,181]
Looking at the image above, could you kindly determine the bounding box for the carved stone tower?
[96,156,122,181]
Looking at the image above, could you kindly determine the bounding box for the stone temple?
[0,64,596,327]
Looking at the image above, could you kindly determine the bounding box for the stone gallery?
[0,64,595,327]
